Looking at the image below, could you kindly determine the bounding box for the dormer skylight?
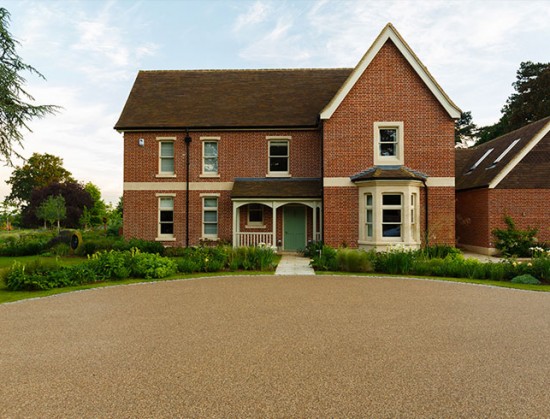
[466,148,494,174]
[486,138,521,169]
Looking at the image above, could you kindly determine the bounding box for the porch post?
[312,202,317,242]
[232,202,238,247]
[319,201,323,241]
[272,202,277,249]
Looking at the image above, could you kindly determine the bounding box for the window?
[203,197,218,238]
[158,140,175,175]
[467,148,493,173]
[359,184,419,248]
[248,204,264,226]
[159,197,174,238]
[374,122,404,165]
[487,139,520,169]
[365,193,373,238]
[382,194,402,238]
[202,140,219,175]
[269,140,289,174]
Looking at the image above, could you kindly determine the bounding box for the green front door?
[284,206,306,251]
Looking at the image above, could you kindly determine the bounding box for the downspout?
[184,130,192,247]
[320,117,325,243]
[422,178,429,247]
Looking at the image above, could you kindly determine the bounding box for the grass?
[315,271,550,292]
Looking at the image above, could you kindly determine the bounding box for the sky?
[1,0,550,205]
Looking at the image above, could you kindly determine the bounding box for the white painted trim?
[323,177,454,187]
[373,121,404,166]
[425,177,454,187]
[124,182,234,191]
[320,23,461,120]
[323,177,356,187]
[201,139,219,176]
[155,193,176,197]
[200,136,221,141]
[488,120,550,189]
[199,193,220,197]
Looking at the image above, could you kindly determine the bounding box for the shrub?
[3,259,71,291]
[129,250,177,279]
[127,238,165,255]
[492,216,538,257]
[419,244,462,259]
[0,233,53,256]
[511,274,541,285]
[87,250,131,280]
[310,245,338,271]
[302,241,324,258]
[335,248,375,273]
[374,247,416,275]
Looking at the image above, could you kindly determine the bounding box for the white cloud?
[233,0,270,32]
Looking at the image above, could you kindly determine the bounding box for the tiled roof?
[456,116,550,190]
[231,178,322,199]
[114,69,352,130]
[350,166,427,182]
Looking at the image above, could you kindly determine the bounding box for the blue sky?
[2,0,550,204]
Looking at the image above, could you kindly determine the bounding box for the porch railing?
[236,232,274,247]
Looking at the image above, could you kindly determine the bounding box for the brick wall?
[323,39,456,246]
[124,129,321,183]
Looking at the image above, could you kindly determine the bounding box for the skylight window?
[466,148,493,173]
[487,139,521,169]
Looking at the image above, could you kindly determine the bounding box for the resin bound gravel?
[1,275,550,418]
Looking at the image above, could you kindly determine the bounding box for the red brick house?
[115,23,460,251]
[456,116,550,255]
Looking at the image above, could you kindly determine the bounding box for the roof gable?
[320,23,461,120]
[456,116,550,190]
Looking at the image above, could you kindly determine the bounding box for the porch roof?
[231,178,322,199]
[350,166,427,182]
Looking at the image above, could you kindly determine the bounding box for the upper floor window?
[158,139,175,176]
[201,138,219,176]
[268,140,289,175]
[374,122,404,165]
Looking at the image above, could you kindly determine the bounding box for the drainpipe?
[422,178,429,247]
[184,130,192,247]
[320,118,325,243]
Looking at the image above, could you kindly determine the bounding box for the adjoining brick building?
[115,23,461,251]
[456,116,550,255]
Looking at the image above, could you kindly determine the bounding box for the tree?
[0,8,59,165]
[455,111,478,148]
[4,153,74,207]
[81,182,107,228]
[35,195,66,231]
[477,61,550,145]
[22,182,92,228]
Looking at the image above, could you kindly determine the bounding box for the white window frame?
[357,181,420,249]
[156,194,176,241]
[157,137,176,177]
[202,195,219,239]
[200,137,220,177]
[381,193,403,241]
[365,193,373,239]
[247,204,265,228]
[267,137,291,177]
[373,122,404,166]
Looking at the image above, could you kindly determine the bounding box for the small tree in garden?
[36,195,66,231]
[492,216,538,257]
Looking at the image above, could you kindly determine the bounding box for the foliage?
[476,61,550,145]
[22,182,93,228]
[35,195,66,230]
[301,240,324,258]
[335,248,375,273]
[419,244,462,259]
[0,9,59,166]
[511,274,541,285]
[310,245,338,271]
[374,247,417,275]
[455,111,478,147]
[3,259,72,291]
[81,182,107,228]
[4,153,72,208]
[128,249,177,279]
[492,216,538,257]
[0,231,53,256]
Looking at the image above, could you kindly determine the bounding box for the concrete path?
[275,253,315,275]
[2,276,550,417]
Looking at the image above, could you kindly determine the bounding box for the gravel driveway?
[1,275,550,418]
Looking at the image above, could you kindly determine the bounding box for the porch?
[231,178,323,251]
